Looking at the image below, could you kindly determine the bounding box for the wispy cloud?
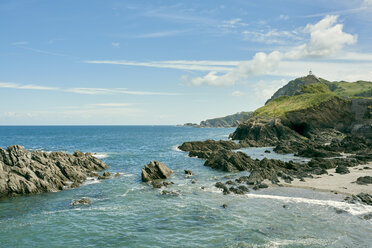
[0,82,179,96]
[0,82,59,91]
[111,42,120,47]
[11,41,29,45]
[85,60,236,72]
[134,29,190,38]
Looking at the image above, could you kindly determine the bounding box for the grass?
[322,80,372,98]
[254,84,337,118]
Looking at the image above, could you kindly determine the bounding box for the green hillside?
[266,75,372,104]
[254,84,337,118]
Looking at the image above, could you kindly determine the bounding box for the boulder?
[141,161,172,182]
[356,176,372,185]
[335,165,350,174]
[0,145,108,198]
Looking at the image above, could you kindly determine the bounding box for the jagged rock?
[141,161,172,182]
[0,145,108,198]
[356,176,372,185]
[184,169,193,176]
[215,182,230,195]
[344,193,372,206]
[72,197,92,206]
[231,118,305,147]
[222,204,228,208]
[335,165,350,174]
[178,140,241,159]
[204,150,256,172]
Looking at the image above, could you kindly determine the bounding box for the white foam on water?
[83,177,101,185]
[245,193,372,216]
[92,153,109,159]
[265,238,332,248]
[171,145,182,152]
[119,173,135,177]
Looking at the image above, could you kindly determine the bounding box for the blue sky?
[1,0,372,125]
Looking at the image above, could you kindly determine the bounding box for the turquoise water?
[0,126,371,248]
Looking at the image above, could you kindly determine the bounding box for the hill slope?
[266,75,372,104]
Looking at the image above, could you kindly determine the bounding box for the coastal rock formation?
[141,161,172,182]
[0,145,108,198]
[72,197,92,206]
[231,118,305,147]
[178,140,241,159]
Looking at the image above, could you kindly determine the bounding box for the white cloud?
[230,91,246,97]
[190,15,358,86]
[111,42,120,47]
[90,103,133,107]
[190,51,283,86]
[363,0,372,6]
[286,15,357,58]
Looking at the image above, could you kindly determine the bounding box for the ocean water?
[0,126,371,248]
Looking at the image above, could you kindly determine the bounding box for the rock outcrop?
[0,145,108,198]
[231,118,305,147]
[178,140,241,159]
[141,161,172,182]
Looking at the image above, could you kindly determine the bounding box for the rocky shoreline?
[0,145,108,198]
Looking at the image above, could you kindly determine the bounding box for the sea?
[0,126,371,248]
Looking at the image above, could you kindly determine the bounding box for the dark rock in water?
[0,145,108,198]
[204,150,256,172]
[141,161,172,182]
[114,172,120,178]
[225,180,236,185]
[222,204,228,208]
[362,213,372,220]
[184,169,193,176]
[282,205,288,209]
[98,171,111,180]
[72,197,91,206]
[253,183,269,190]
[215,182,230,195]
[161,190,179,196]
[356,176,372,185]
[334,208,347,214]
[237,185,249,192]
[264,150,271,153]
[191,180,196,184]
[356,193,372,205]
[163,181,174,187]
[335,165,350,174]
[178,140,241,159]
[151,181,163,188]
[345,193,372,206]
[229,187,244,195]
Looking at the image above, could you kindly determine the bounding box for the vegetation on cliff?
[254,84,338,118]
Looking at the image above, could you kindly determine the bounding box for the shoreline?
[266,162,372,196]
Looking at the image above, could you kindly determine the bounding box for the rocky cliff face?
[266,75,322,104]
[0,145,108,198]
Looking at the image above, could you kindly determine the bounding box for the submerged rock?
[141,161,172,182]
[0,145,108,198]
[72,197,92,206]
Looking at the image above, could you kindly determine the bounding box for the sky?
[1,0,372,125]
